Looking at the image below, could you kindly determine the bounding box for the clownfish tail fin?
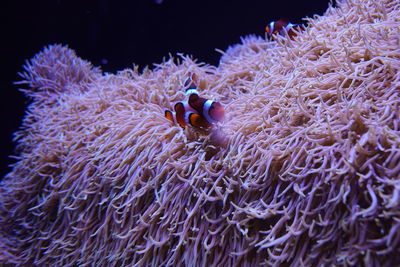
[164,109,175,123]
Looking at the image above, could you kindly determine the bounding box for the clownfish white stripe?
[203,99,217,124]
[185,89,199,96]
[184,111,192,125]
[269,21,275,32]
[285,23,296,32]
[183,101,196,113]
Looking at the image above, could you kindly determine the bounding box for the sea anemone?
[1,0,399,265]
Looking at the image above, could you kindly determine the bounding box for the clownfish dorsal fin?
[188,93,199,103]
[188,93,208,115]
[278,18,290,25]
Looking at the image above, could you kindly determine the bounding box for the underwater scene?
[1,0,400,266]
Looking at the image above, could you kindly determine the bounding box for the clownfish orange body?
[164,72,225,129]
[265,18,301,40]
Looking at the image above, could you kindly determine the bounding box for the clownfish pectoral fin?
[164,109,175,123]
[188,93,208,116]
[188,113,211,128]
[174,102,187,128]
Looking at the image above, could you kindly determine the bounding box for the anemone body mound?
[1,0,400,265]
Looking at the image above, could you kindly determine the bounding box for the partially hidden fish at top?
[164,72,225,129]
[265,18,302,40]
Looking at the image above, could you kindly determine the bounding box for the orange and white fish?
[265,18,301,39]
[164,101,211,128]
[165,72,224,128]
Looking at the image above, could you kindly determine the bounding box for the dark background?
[2,0,331,179]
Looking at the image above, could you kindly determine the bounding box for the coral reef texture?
[1,0,400,265]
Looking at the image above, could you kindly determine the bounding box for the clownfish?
[164,72,225,128]
[164,101,211,128]
[265,18,301,40]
